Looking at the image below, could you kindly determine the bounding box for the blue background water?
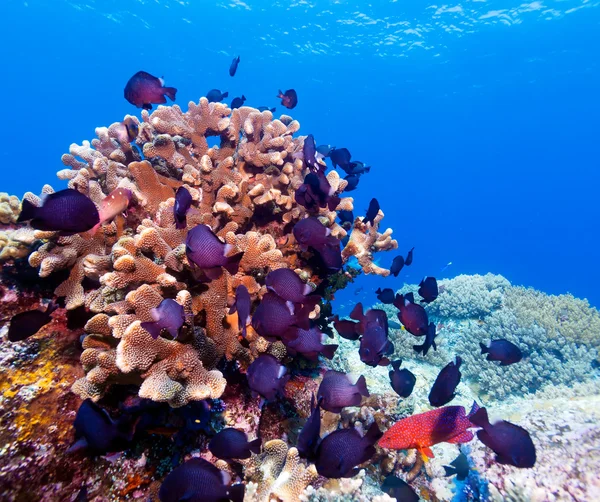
[2,0,598,311]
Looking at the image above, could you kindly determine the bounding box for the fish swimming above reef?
[229,284,251,338]
[265,268,316,304]
[347,161,371,175]
[293,217,342,272]
[381,476,419,502]
[405,246,415,266]
[363,198,380,226]
[229,55,240,76]
[418,276,438,303]
[443,452,470,480]
[343,174,360,192]
[390,255,405,277]
[332,315,361,340]
[359,321,394,367]
[429,356,462,407]
[140,298,185,340]
[303,134,320,171]
[315,422,382,478]
[480,339,523,366]
[298,395,322,459]
[295,171,340,212]
[337,209,354,229]
[209,428,261,460]
[316,144,335,158]
[470,407,536,468]
[124,71,177,110]
[5,301,57,342]
[230,95,246,109]
[257,106,276,112]
[251,291,312,340]
[329,148,352,172]
[388,359,416,398]
[18,188,100,234]
[246,354,289,401]
[394,292,429,336]
[413,322,438,356]
[284,326,338,361]
[379,402,479,460]
[317,370,369,413]
[206,89,229,103]
[159,457,245,502]
[91,187,132,234]
[376,287,396,304]
[277,88,298,109]
[185,224,244,280]
[174,186,193,230]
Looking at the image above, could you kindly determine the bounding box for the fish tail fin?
[140,321,161,340]
[479,341,489,354]
[413,343,424,355]
[17,199,37,223]
[365,421,382,443]
[277,89,283,97]
[468,400,481,417]
[175,217,187,230]
[420,446,435,461]
[391,359,402,371]
[392,293,404,309]
[469,407,490,428]
[222,91,229,98]
[355,375,370,397]
[320,344,338,360]
[327,195,341,211]
[248,437,261,454]
[270,107,276,113]
[349,302,364,321]
[224,251,244,275]
[228,302,237,315]
[365,166,371,173]
[242,95,246,100]
[443,465,457,477]
[228,483,245,502]
[164,87,177,101]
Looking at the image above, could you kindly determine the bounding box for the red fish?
[91,188,132,234]
[379,402,479,461]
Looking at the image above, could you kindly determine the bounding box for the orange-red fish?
[379,402,478,460]
[91,188,132,234]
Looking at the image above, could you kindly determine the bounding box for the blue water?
[2,0,599,308]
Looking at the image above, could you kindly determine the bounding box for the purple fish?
[329,148,352,172]
[207,89,228,103]
[251,292,312,341]
[140,298,185,339]
[124,71,177,111]
[332,315,361,340]
[337,210,354,229]
[390,255,405,277]
[6,301,57,342]
[388,360,416,398]
[186,224,244,280]
[315,422,382,478]
[265,268,314,304]
[284,326,338,361]
[229,285,251,338]
[159,457,245,502]
[376,287,395,305]
[359,323,394,367]
[295,171,340,212]
[363,198,380,226]
[277,88,298,109]
[209,428,261,460]
[317,370,369,413]
[174,187,193,230]
[231,95,246,109]
[315,240,343,273]
[394,293,429,336]
[316,144,335,158]
[405,247,415,266]
[418,276,438,303]
[293,217,335,250]
[303,134,319,171]
[343,174,360,192]
[429,356,462,407]
[347,161,371,175]
[349,304,389,335]
[229,56,240,77]
[17,189,100,234]
[381,476,419,502]
[470,408,536,468]
[246,354,289,400]
[413,322,438,356]
[297,395,322,460]
[480,339,523,366]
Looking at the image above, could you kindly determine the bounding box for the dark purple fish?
[413,322,438,356]
[7,301,57,342]
[389,360,416,398]
[316,144,335,158]
[390,255,405,277]
[17,189,100,234]
[337,210,354,229]
[257,106,276,113]
[363,198,380,226]
[70,399,135,455]
[359,322,394,367]
[394,293,429,336]
[124,71,177,111]
[314,240,343,273]
[297,395,322,460]
[229,56,240,77]
[443,452,470,481]
[480,339,523,366]
[329,148,352,172]
[343,174,360,192]
[317,370,369,413]
[376,287,395,304]
[349,303,388,335]
[381,476,419,502]
[315,422,382,478]
[332,315,360,341]
[418,276,438,303]
[303,134,319,171]
[470,408,536,468]
[206,89,229,103]
[265,268,315,303]
[159,457,245,502]
[209,428,260,460]
[293,217,334,250]
[174,186,193,230]
[229,285,251,338]
[295,172,340,212]
[140,298,185,340]
[186,225,244,280]
[251,292,311,340]
[429,356,462,407]
[284,326,338,361]
[347,161,371,175]
[405,247,415,266]
[277,88,298,109]
[231,95,246,109]
[246,354,289,400]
